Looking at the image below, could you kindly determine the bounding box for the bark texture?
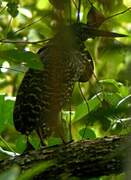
[0,135,130,179]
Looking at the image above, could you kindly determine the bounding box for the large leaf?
[0,95,15,132]
[74,93,102,122]
[99,79,129,96]
[74,92,122,123]
[0,50,43,70]
[15,135,27,153]
[99,79,122,92]
[79,127,96,139]
[4,96,15,126]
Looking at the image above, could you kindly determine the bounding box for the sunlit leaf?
[0,135,17,155]
[4,96,15,126]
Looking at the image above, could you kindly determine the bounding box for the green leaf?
[0,166,20,180]
[0,95,15,132]
[15,135,27,153]
[29,133,40,149]
[0,135,17,156]
[48,137,62,146]
[74,93,102,122]
[4,96,15,126]
[99,79,123,92]
[0,50,43,70]
[103,92,122,106]
[74,92,122,123]
[79,128,96,139]
[0,44,16,51]
[99,79,128,96]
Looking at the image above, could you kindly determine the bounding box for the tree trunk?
[0,135,130,179]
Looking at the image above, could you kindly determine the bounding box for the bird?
[14,23,125,148]
[13,20,126,148]
[13,24,92,147]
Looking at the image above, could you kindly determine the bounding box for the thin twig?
[92,72,104,103]
[78,82,90,138]
[0,66,25,73]
[14,17,43,34]
[87,7,131,27]
[105,7,131,22]
[0,39,50,44]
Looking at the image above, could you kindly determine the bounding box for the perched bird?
[13,24,90,146]
[13,23,125,147]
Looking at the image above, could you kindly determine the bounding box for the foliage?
[0,0,131,179]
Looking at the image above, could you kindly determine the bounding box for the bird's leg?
[36,127,46,147]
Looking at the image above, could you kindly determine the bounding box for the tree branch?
[0,135,130,179]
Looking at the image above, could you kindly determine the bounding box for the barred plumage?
[13,24,94,145]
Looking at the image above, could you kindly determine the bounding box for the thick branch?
[0,135,130,179]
